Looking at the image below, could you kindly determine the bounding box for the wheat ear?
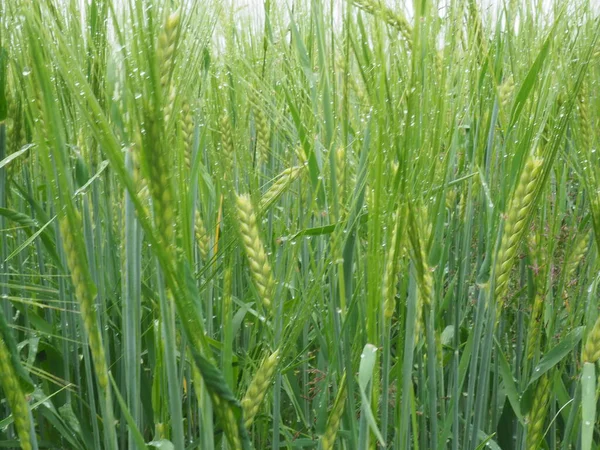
[241,350,280,428]
[526,374,551,450]
[494,154,543,314]
[0,336,32,450]
[321,372,347,450]
[236,194,275,309]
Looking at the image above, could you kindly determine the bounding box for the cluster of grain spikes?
[259,165,305,212]
[578,80,592,159]
[157,9,181,125]
[128,136,153,223]
[0,336,32,450]
[583,315,600,364]
[591,195,600,255]
[182,100,195,169]
[220,112,235,183]
[494,153,544,318]
[210,393,244,450]
[236,193,275,309]
[136,8,184,252]
[335,147,347,215]
[194,209,210,260]
[526,373,552,450]
[561,232,589,309]
[498,76,515,126]
[6,95,26,156]
[383,207,404,320]
[337,56,369,107]
[320,372,348,450]
[409,206,433,344]
[352,0,412,47]
[58,209,118,446]
[241,349,280,428]
[467,0,487,58]
[141,115,176,250]
[59,212,110,392]
[252,96,270,166]
[525,231,546,364]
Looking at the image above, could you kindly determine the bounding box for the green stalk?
[156,269,185,450]
[123,151,143,448]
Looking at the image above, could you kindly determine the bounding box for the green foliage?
[0,0,598,449]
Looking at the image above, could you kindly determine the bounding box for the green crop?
[0,0,599,449]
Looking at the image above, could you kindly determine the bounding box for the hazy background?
[221,0,599,34]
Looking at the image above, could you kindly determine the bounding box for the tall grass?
[0,0,599,449]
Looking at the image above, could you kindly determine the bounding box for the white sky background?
[228,0,599,29]
[78,0,600,55]
[219,0,600,46]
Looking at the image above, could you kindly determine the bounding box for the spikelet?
[194,209,210,260]
[417,215,433,307]
[259,165,305,212]
[31,89,50,150]
[4,91,14,128]
[340,58,368,107]
[222,266,233,356]
[151,319,165,434]
[157,10,180,126]
[7,96,25,156]
[335,147,346,214]
[163,86,177,125]
[130,134,144,189]
[353,0,412,47]
[211,393,243,450]
[329,224,345,267]
[128,138,152,222]
[189,353,204,404]
[499,77,515,108]
[562,232,589,311]
[335,56,368,107]
[526,292,544,363]
[144,118,176,248]
[253,101,270,165]
[383,208,403,320]
[498,77,515,129]
[565,233,589,281]
[592,196,600,252]
[578,81,592,156]
[182,101,195,169]
[59,214,109,391]
[458,192,467,222]
[412,208,433,344]
[4,96,20,181]
[241,350,280,428]
[494,154,543,314]
[445,190,457,211]
[0,337,32,450]
[467,0,486,57]
[15,109,26,156]
[391,161,399,180]
[295,146,308,167]
[583,315,600,363]
[236,194,275,309]
[220,113,235,180]
[157,10,180,90]
[525,232,545,363]
[346,69,368,106]
[526,374,551,450]
[321,373,347,450]
[414,291,427,344]
[436,331,444,362]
